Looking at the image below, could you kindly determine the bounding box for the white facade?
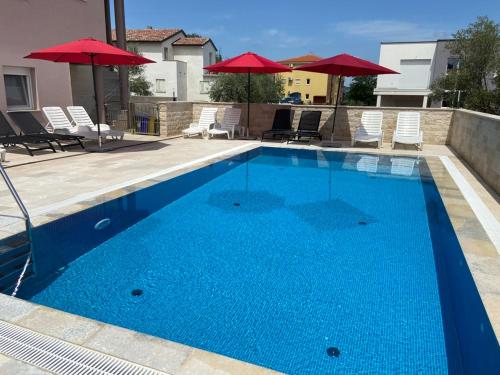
[127,30,217,101]
[374,40,455,108]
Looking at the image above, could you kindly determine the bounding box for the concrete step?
[0,242,31,263]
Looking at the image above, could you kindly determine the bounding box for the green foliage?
[430,16,500,114]
[344,76,377,105]
[185,33,202,37]
[209,73,285,103]
[127,46,153,96]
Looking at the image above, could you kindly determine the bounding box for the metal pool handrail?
[0,163,33,297]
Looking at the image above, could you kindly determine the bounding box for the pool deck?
[0,135,499,374]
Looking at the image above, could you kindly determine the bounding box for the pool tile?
[178,349,282,375]
[0,354,51,374]
[82,324,193,374]
[0,294,40,322]
[16,307,103,345]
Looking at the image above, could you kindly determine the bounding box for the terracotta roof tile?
[277,53,323,64]
[172,37,211,46]
[112,28,182,42]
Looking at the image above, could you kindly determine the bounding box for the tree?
[209,74,284,103]
[127,47,153,96]
[185,33,202,38]
[430,16,500,114]
[344,76,377,105]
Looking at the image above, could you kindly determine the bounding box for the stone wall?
[192,102,454,144]
[449,109,500,194]
[158,102,193,136]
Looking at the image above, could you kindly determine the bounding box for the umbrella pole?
[247,70,250,137]
[90,54,102,149]
[330,75,342,144]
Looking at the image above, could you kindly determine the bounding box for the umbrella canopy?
[25,37,154,65]
[204,52,291,74]
[294,53,398,76]
[294,53,398,145]
[25,38,154,148]
[204,52,291,137]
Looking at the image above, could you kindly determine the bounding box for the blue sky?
[113,0,499,62]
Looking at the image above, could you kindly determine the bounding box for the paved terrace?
[0,135,499,374]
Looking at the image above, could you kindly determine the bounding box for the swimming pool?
[19,147,499,374]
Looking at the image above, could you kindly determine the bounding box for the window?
[200,80,211,94]
[305,94,310,99]
[306,78,311,85]
[3,66,35,110]
[447,57,459,72]
[295,78,301,85]
[209,52,214,65]
[162,47,169,61]
[155,79,166,93]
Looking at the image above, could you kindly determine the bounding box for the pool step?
[0,239,33,294]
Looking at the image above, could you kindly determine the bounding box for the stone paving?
[0,135,498,374]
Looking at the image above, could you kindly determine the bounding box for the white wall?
[130,42,180,98]
[0,0,106,124]
[376,42,437,90]
[172,43,217,101]
[173,46,205,101]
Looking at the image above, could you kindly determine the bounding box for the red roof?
[112,28,182,42]
[172,37,211,46]
[277,53,323,64]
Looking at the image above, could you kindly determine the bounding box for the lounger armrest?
[188,122,199,129]
[45,122,55,133]
[419,131,424,143]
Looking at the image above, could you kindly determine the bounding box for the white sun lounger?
[183,107,217,138]
[392,111,423,150]
[208,108,241,139]
[352,111,384,148]
[67,106,124,140]
[42,106,105,140]
[356,155,379,173]
[390,157,418,176]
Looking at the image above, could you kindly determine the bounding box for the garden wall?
[448,109,500,194]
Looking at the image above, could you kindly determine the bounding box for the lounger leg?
[77,138,85,149]
[55,140,65,152]
[22,144,34,157]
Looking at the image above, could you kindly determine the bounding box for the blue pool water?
[21,148,499,374]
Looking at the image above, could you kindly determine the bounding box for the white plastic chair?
[208,108,241,139]
[0,147,6,162]
[42,107,104,140]
[183,107,217,138]
[392,112,423,150]
[352,111,384,148]
[67,106,124,140]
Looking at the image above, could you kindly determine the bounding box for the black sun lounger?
[0,112,57,156]
[261,108,293,141]
[9,112,85,151]
[287,110,322,144]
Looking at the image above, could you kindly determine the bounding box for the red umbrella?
[204,52,291,136]
[25,38,154,147]
[295,53,398,144]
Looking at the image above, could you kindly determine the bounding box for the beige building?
[0,0,113,125]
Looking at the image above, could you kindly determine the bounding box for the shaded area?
[290,198,376,231]
[206,189,285,213]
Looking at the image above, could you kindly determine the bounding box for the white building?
[374,40,458,108]
[113,28,218,101]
